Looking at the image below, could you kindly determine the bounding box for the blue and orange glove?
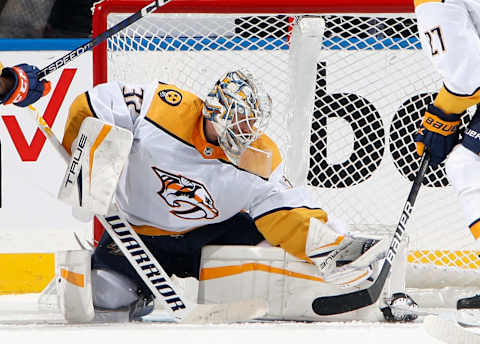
[415,104,461,167]
[0,63,51,107]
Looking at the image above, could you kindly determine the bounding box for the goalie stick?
[28,105,268,323]
[312,151,431,316]
[37,0,173,79]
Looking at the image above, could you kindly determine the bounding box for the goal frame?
[89,0,480,305]
[92,0,414,86]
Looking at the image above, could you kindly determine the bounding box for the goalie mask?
[202,69,272,164]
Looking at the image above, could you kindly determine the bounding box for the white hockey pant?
[445,144,480,240]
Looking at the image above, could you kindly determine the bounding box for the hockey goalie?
[0,64,416,323]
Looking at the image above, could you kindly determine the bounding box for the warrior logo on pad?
[152,167,219,220]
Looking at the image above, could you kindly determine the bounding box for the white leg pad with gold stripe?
[56,250,95,323]
[198,245,400,322]
[58,117,133,216]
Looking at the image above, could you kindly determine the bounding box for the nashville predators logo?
[152,167,219,220]
[158,89,182,106]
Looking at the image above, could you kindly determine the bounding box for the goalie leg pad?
[56,250,95,323]
[199,245,385,322]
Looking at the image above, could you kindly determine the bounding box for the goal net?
[92,0,480,305]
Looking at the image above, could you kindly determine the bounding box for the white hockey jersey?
[415,0,480,239]
[62,81,328,260]
[415,0,480,114]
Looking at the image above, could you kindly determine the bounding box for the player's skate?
[306,217,388,288]
[381,292,418,322]
[457,294,480,326]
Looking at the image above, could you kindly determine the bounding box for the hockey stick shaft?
[36,0,172,80]
[27,105,193,321]
[312,151,430,315]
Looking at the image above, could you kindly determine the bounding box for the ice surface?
[0,294,446,344]
[0,210,448,344]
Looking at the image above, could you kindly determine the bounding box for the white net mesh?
[106,13,292,160]
[305,15,478,269]
[95,4,480,289]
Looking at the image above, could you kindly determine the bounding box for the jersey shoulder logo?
[152,167,219,220]
[158,89,182,106]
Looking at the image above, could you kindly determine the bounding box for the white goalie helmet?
[202,69,272,163]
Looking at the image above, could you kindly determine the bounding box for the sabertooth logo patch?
[152,167,219,220]
[158,89,182,106]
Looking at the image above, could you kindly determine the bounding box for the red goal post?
[91,0,480,304]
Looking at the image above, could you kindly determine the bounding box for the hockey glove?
[0,64,51,107]
[306,218,388,288]
[415,104,461,167]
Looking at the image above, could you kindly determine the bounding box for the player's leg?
[90,269,154,322]
[208,212,265,246]
[445,108,480,323]
[157,211,264,279]
[90,231,155,322]
[55,250,95,322]
[87,212,262,321]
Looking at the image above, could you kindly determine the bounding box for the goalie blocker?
[58,117,133,216]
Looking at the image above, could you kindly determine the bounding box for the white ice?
[0,293,448,344]
[0,228,454,344]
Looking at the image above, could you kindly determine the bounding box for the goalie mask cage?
[92,0,480,305]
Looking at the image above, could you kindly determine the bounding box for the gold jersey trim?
[414,0,443,9]
[434,85,480,114]
[255,207,328,261]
